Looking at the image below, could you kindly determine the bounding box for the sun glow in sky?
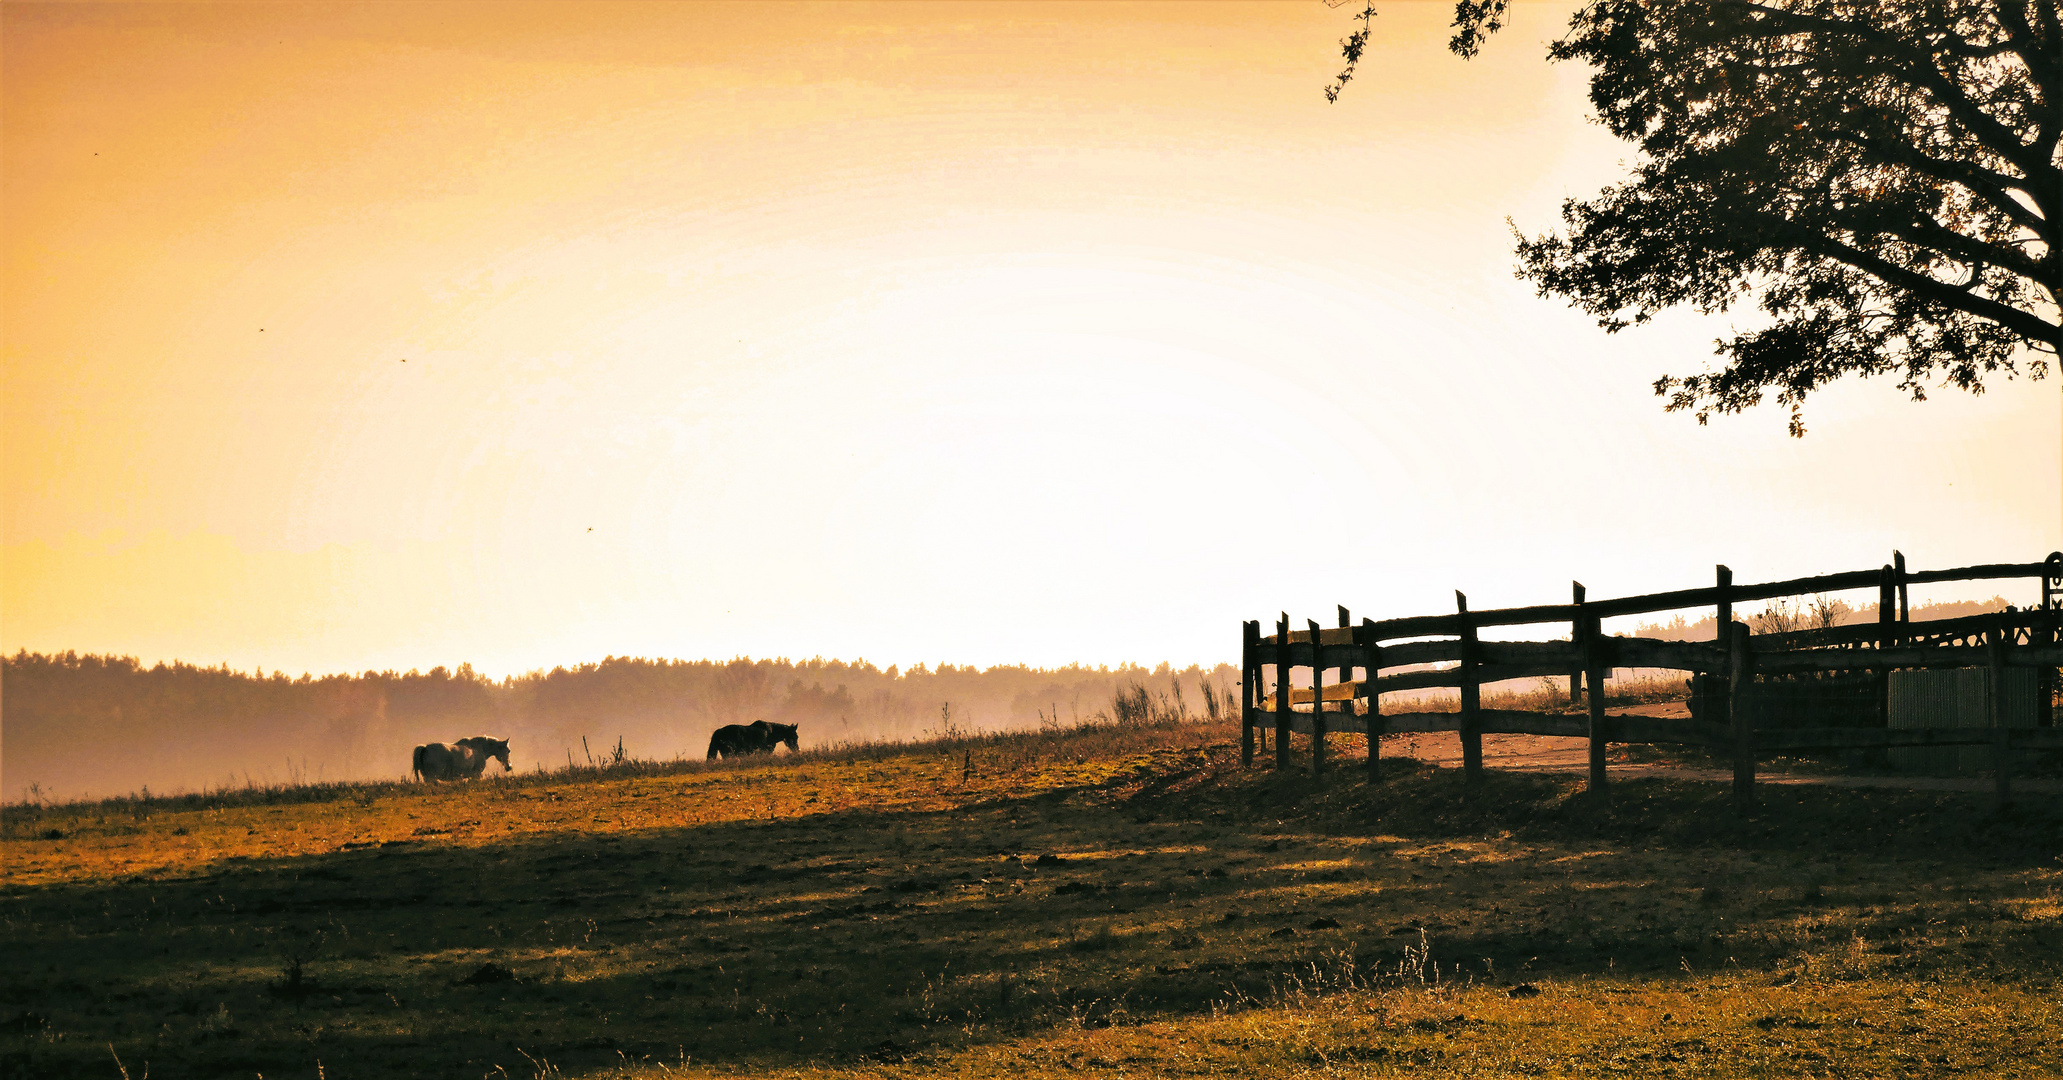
[4,1,2058,677]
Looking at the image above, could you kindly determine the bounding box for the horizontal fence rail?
[1241,551,2063,810]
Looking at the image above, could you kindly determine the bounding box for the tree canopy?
[1336,1,2060,435]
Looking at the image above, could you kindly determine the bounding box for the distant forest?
[2,653,1239,801]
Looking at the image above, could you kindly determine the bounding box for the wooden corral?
[1242,553,2063,809]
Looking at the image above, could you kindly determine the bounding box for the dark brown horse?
[412,736,512,781]
[706,721,798,760]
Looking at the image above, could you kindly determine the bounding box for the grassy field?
[4,720,2061,1079]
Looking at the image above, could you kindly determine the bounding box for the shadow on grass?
[5,747,2060,1079]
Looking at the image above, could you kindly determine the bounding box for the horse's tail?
[706,733,722,761]
[411,744,425,782]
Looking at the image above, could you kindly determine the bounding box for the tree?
[1335,1,2059,435]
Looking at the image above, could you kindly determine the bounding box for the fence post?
[1715,564,1734,725]
[1363,616,1382,783]
[1892,550,1910,634]
[1338,605,1353,727]
[1879,563,1898,725]
[1457,591,1483,786]
[1569,581,1587,704]
[1331,606,1352,774]
[1309,618,1328,776]
[1729,620,1755,813]
[1585,611,1608,795]
[1988,630,2012,809]
[1241,620,1258,767]
[2045,552,2063,728]
[1275,614,1292,770]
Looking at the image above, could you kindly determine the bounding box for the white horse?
[412,736,512,782]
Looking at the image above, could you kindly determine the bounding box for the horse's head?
[772,723,799,752]
[462,736,513,771]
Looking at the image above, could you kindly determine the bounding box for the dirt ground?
[1380,702,2063,794]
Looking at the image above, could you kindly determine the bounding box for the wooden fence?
[1241,552,2063,808]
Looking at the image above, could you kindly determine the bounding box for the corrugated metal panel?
[1886,668,2039,776]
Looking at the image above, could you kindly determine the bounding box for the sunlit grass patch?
[4,717,2060,1079]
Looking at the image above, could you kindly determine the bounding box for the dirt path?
[1379,704,2063,794]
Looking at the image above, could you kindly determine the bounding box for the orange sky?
[4,1,2058,677]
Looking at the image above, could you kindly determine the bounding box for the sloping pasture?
[3,722,2059,1078]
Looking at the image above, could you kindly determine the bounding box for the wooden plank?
[1611,637,1729,673]
[1281,713,1367,736]
[1754,642,2063,673]
[1589,583,1726,620]
[1260,625,1366,647]
[1269,659,1583,706]
[1377,639,1464,668]
[1369,669,1462,693]
[1457,591,1483,786]
[1269,681,1366,705]
[1375,712,1464,734]
[1481,710,1589,738]
[1250,640,1373,670]
[1477,641,1584,667]
[1366,662,1577,695]
[1461,602,1588,630]
[1355,561,2048,644]
[1903,561,2048,586]
[1364,613,1467,640]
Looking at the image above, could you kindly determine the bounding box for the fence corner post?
[1729,620,1755,813]
[1457,591,1483,787]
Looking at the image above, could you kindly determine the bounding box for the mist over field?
[7,596,2006,803]
[1,652,1238,802]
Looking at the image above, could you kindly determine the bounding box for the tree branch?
[1793,225,2062,346]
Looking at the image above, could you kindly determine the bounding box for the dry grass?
[4,718,2060,1079]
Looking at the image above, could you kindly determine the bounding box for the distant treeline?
[2,652,1239,802]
